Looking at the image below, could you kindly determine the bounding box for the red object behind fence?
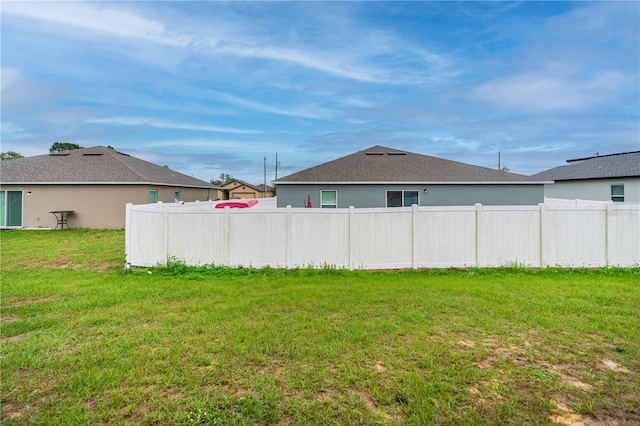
[215,199,259,209]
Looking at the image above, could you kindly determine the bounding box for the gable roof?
[532,151,640,181]
[254,183,275,193]
[1,146,218,189]
[275,145,544,184]
[221,180,274,193]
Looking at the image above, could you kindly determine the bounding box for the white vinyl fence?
[125,201,640,269]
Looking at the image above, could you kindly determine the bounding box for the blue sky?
[2,1,638,185]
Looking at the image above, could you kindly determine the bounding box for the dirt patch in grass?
[373,361,386,372]
[560,373,593,391]
[468,337,639,425]
[4,296,57,308]
[3,373,59,421]
[1,401,33,422]
[354,388,401,423]
[550,397,625,426]
[1,332,28,342]
[599,359,631,374]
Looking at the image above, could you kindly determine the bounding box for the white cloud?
[0,122,37,140]
[211,91,333,120]
[2,2,187,46]
[85,117,261,134]
[0,67,23,91]
[144,139,272,152]
[212,41,384,83]
[471,70,630,112]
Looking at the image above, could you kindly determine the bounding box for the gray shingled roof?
[532,151,640,181]
[1,146,218,188]
[275,145,543,183]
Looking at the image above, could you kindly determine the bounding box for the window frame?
[386,190,419,207]
[174,190,181,203]
[149,189,158,204]
[320,190,338,208]
[611,184,624,203]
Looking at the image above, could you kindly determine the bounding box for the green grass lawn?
[1,230,639,425]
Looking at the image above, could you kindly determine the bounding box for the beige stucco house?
[0,146,221,229]
[220,180,274,200]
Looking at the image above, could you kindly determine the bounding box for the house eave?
[273,180,551,185]
[0,181,220,189]
[541,175,640,183]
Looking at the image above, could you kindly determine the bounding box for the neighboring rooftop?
[1,146,218,188]
[222,179,273,192]
[532,151,640,181]
[275,145,544,183]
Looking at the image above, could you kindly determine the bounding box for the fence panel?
[607,205,640,266]
[543,206,607,267]
[126,208,166,267]
[228,210,289,267]
[167,212,225,266]
[477,206,541,267]
[414,207,476,267]
[350,209,413,269]
[290,209,350,268]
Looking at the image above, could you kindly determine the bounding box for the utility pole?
[498,151,501,170]
[263,156,267,199]
[275,152,280,180]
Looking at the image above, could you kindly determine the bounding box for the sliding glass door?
[0,191,23,227]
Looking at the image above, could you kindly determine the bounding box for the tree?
[1,151,24,160]
[50,142,84,153]
[210,173,236,186]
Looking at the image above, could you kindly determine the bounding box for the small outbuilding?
[220,179,274,200]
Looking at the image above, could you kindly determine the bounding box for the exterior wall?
[543,178,640,203]
[221,182,274,199]
[0,184,218,229]
[276,184,544,208]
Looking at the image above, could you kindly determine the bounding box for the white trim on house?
[274,180,552,185]
[1,181,219,189]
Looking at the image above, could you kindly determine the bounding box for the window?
[174,191,181,203]
[321,190,337,208]
[149,190,158,204]
[386,190,419,207]
[0,191,23,227]
[611,184,624,202]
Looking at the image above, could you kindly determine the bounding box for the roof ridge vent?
[365,151,384,155]
[387,151,406,155]
[83,153,104,156]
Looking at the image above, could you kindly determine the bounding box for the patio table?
[49,210,74,230]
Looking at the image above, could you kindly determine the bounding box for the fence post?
[539,203,546,267]
[286,205,293,268]
[605,203,611,266]
[223,206,231,266]
[475,203,482,267]
[349,206,355,269]
[125,203,132,267]
[412,204,418,269]
[162,203,169,265]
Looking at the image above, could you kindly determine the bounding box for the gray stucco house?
[274,145,548,208]
[532,151,640,203]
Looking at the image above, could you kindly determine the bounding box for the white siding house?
[533,151,640,203]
